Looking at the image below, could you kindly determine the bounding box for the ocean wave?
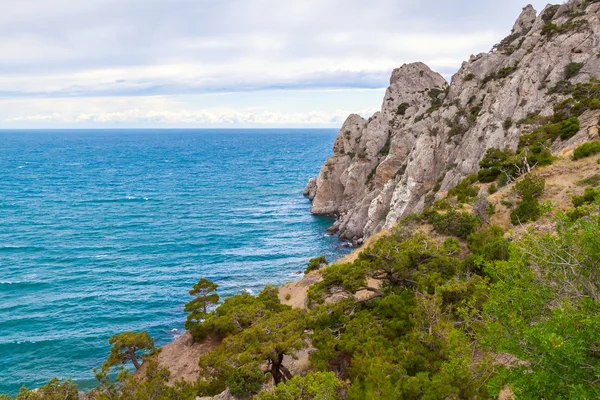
[0,245,46,252]
[80,197,152,204]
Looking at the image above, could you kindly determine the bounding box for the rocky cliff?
[306,0,600,244]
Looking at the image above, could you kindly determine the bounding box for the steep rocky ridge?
[306,0,600,244]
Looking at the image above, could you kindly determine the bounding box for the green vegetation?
[482,213,600,398]
[578,173,600,186]
[10,183,600,399]
[256,372,345,400]
[184,278,219,341]
[510,174,545,225]
[482,63,518,85]
[102,331,155,371]
[305,255,328,274]
[447,174,479,203]
[396,102,409,115]
[2,379,79,400]
[565,62,584,79]
[464,73,475,81]
[573,141,600,159]
[477,146,553,185]
[428,209,481,239]
[378,135,392,156]
[228,363,265,398]
[572,187,600,207]
[425,87,447,114]
[560,116,580,140]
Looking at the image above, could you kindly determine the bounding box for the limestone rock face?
[307,0,600,243]
[303,177,317,200]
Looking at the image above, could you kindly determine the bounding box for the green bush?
[511,196,542,224]
[515,174,545,199]
[379,135,392,156]
[447,174,479,203]
[429,210,481,240]
[396,102,409,115]
[510,174,545,225]
[464,73,475,81]
[565,62,584,80]
[488,184,498,194]
[467,225,509,262]
[256,372,345,400]
[228,363,265,397]
[560,117,580,140]
[541,21,560,36]
[573,141,600,160]
[503,117,513,130]
[572,187,600,207]
[305,255,328,274]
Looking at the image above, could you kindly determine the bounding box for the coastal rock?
[303,177,317,201]
[307,0,600,242]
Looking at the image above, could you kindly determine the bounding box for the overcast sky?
[0,0,550,128]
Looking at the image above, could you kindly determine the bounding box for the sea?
[0,129,349,395]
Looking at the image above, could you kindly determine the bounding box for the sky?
[0,0,550,128]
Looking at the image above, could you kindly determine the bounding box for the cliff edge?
[306,0,600,244]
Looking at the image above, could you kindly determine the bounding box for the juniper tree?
[103,331,154,371]
[184,278,219,340]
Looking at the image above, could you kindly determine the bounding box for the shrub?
[478,168,501,183]
[396,102,409,115]
[573,141,600,160]
[228,363,265,397]
[515,174,545,199]
[497,64,517,79]
[256,372,345,400]
[447,174,479,203]
[541,21,560,36]
[503,117,513,131]
[379,135,392,156]
[488,184,498,194]
[560,117,580,140]
[285,293,291,301]
[305,255,328,274]
[467,225,509,262]
[511,174,545,225]
[572,187,600,207]
[367,166,377,181]
[565,62,584,80]
[511,196,542,224]
[577,173,600,187]
[429,210,480,240]
[464,73,475,81]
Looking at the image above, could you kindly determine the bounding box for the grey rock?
[303,177,317,200]
[307,0,600,242]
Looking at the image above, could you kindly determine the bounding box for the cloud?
[3,107,380,128]
[0,0,551,127]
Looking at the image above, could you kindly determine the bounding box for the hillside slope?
[306,0,600,244]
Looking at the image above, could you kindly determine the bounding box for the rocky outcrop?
[306,0,600,244]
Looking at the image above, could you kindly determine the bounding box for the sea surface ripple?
[0,129,348,394]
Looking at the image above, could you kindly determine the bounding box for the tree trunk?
[126,347,142,370]
[131,357,142,370]
[270,353,291,385]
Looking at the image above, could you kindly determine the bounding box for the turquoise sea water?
[0,129,348,395]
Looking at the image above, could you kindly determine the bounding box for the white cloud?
[0,0,551,127]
